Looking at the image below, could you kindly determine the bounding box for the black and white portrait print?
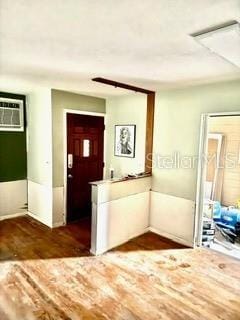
[115,125,136,158]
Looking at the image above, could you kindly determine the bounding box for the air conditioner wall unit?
[0,97,24,132]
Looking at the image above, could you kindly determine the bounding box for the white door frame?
[194,111,240,247]
[208,133,223,201]
[63,109,106,225]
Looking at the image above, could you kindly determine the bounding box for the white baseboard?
[91,227,191,255]
[27,211,52,228]
[52,221,65,228]
[90,248,101,255]
[53,186,65,227]
[0,211,27,221]
[0,210,64,229]
[91,228,149,256]
[149,226,193,248]
[129,227,149,240]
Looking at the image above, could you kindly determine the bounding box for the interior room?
[1,1,240,319]
[201,115,240,259]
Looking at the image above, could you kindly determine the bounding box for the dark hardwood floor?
[1,216,240,320]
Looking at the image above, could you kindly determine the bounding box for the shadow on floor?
[0,216,91,261]
[0,216,188,262]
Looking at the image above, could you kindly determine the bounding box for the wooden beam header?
[92,77,155,173]
[92,77,154,95]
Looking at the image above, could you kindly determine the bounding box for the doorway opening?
[64,111,105,248]
[197,113,240,259]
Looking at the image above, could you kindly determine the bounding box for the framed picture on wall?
[114,125,136,158]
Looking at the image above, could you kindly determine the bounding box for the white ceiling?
[0,0,240,97]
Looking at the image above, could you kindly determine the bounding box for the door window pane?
[83,139,90,157]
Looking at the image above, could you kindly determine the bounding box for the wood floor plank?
[1,216,240,319]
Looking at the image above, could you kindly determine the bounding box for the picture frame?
[114,125,136,158]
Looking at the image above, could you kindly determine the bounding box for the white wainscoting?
[91,191,150,255]
[28,180,53,228]
[92,177,152,204]
[53,186,64,227]
[91,177,151,255]
[0,180,27,218]
[150,191,195,247]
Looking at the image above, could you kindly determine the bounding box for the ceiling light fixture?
[191,20,240,68]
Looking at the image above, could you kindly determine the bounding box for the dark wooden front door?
[67,113,104,222]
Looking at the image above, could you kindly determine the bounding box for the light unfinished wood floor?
[0,216,240,320]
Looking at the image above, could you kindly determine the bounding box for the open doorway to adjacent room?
[197,113,240,259]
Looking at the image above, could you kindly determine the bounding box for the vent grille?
[0,98,24,131]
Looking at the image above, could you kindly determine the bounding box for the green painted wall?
[0,132,27,182]
[0,93,27,182]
